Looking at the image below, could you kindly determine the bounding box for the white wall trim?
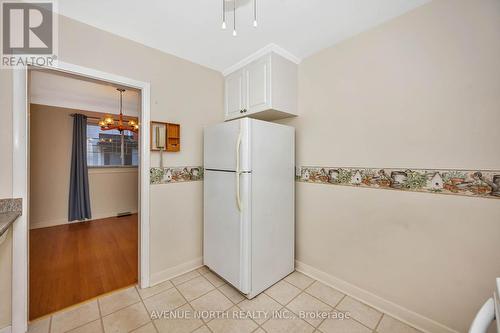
[295,260,459,333]
[149,257,203,286]
[222,43,301,76]
[0,325,12,333]
[12,61,151,333]
[12,69,28,333]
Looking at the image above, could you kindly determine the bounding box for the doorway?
[28,68,143,319]
[11,62,151,332]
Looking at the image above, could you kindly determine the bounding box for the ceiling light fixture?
[233,0,237,36]
[221,0,226,29]
[98,88,139,133]
[253,0,257,27]
[221,0,257,36]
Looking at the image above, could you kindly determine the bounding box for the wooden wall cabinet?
[166,123,180,152]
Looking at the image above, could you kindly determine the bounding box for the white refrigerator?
[203,118,295,298]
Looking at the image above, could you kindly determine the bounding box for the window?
[86,124,138,167]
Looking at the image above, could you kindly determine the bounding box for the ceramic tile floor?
[28,267,424,333]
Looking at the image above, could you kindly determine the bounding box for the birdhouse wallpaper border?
[150,165,500,199]
[150,166,204,184]
[296,166,500,199]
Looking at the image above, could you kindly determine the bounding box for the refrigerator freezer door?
[204,119,251,172]
[203,170,251,294]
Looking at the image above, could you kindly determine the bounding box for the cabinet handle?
[240,110,243,113]
[243,109,247,113]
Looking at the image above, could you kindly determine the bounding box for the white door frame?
[12,61,151,333]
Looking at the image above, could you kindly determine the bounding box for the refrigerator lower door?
[203,170,251,294]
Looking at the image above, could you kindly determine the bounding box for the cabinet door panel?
[225,70,244,119]
[246,56,270,114]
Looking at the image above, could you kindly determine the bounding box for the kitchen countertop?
[0,198,22,238]
[0,211,21,236]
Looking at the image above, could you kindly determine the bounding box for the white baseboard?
[295,260,459,333]
[30,211,138,229]
[30,218,68,229]
[0,325,11,333]
[150,257,203,286]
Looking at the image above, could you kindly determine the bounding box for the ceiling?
[30,70,140,116]
[57,0,430,73]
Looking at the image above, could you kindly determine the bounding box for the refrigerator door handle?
[236,131,243,212]
[468,297,495,333]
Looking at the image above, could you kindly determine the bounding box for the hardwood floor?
[29,214,138,320]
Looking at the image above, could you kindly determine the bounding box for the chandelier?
[98,88,139,133]
[221,0,257,36]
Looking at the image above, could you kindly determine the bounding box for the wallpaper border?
[150,165,500,199]
[150,166,203,184]
[296,166,500,199]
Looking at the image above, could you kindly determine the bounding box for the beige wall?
[0,14,223,329]
[278,0,500,332]
[88,168,138,220]
[149,182,204,283]
[29,104,139,229]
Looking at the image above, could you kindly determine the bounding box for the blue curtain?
[68,114,92,221]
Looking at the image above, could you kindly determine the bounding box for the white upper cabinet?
[246,55,270,115]
[224,51,298,121]
[225,69,245,119]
